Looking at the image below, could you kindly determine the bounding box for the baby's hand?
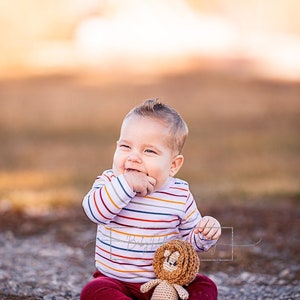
[124,171,156,196]
[194,216,221,240]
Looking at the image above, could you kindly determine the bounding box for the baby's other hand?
[124,171,156,196]
[194,216,221,240]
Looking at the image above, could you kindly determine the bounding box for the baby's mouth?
[125,168,141,173]
[125,168,148,175]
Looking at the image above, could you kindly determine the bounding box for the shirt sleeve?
[82,170,136,224]
[179,190,217,252]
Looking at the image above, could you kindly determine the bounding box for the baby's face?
[113,115,181,191]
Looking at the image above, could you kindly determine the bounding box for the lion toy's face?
[152,239,200,286]
[163,250,180,272]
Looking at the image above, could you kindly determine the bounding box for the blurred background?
[0,2,300,299]
[0,0,299,216]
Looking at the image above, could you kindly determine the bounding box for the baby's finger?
[136,189,147,197]
[146,183,155,195]
[146,176,156,194]
[147,176,156,186]
[201,218,216,236]
[206,219,222,239]
[211,227,222,240]
[197,216,209,233]
[205,226,221,240]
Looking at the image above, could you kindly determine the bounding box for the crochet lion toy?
[140,239,200,300]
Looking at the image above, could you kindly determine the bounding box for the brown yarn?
[152,239,200,286]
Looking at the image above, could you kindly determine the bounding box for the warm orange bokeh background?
[1,0,300,80]
[0,0,299,214]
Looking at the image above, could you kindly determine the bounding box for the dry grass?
[0,69,299,213]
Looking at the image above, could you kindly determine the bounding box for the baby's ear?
[169,155,184,177]
[164,250,171,257]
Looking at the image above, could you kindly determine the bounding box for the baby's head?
[113,99,188,190]
[125,98,188,155]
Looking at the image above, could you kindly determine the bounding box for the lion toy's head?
[141,239,200,300]
[153,239,200,286]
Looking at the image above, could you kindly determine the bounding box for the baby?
[81,99,221,300]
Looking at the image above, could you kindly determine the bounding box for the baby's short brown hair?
[125,98,188,154]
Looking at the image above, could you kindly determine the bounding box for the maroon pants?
[80,271,218,300]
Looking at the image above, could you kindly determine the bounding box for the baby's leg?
[80,271,131,300]
[186,274,218,300]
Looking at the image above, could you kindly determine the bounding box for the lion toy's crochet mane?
[140,239,200,300]
[153,239,199,286]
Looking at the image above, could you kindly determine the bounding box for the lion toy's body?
[151,280,178,299]
[140,239,200,300]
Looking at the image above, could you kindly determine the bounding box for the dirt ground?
[0,198,299,299]
[0,198,299,275]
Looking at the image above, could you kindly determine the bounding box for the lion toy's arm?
[172,283,189,300]
[140,279,162,293]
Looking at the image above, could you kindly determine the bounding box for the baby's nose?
[127,152,142,163]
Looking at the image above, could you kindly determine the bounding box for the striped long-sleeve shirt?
[82,169,216,283]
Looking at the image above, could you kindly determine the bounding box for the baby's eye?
[120,144,130,149]
[145,149,157,154]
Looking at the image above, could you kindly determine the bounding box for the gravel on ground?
[0,201,299,300]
